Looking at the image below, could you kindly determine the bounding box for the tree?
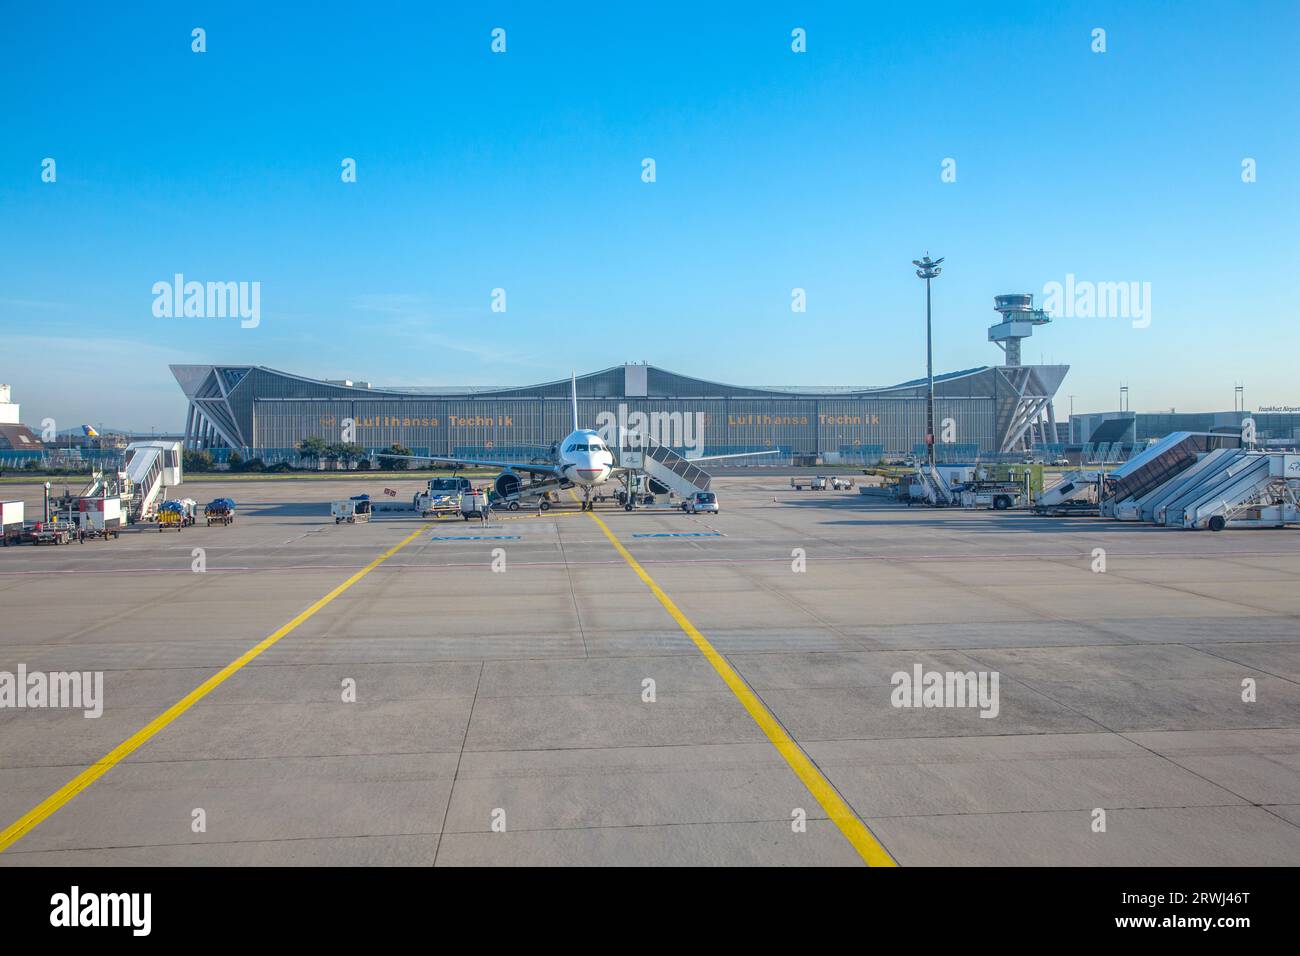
[378,444,411,470]
[324,442,364,469]
[183,449,213,472]
[298,436,327,469]
[337,443,366,469]
[227,451,243,470]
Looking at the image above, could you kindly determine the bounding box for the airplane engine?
[494,471,522,499]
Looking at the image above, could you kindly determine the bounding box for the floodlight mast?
[913,255,944,474]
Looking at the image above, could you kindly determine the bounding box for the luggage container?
[78,496,123,537]
[205,498,236,526]
[1,499,24,545]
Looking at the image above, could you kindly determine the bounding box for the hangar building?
[171,361,1070,464]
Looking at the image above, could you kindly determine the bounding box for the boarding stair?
[616,434,712,499]
[1102,432,1239,518]
[1159,452,1299,530]
[123,442,169,521]
[914,464,956,506]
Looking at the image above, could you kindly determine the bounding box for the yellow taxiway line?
[0,525,427,853]
[581,506,897,866]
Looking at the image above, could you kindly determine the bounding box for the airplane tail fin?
[571,372,579,431]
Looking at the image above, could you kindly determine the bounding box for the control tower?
[988,293,1051,366]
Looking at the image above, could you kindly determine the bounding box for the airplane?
[378,374,774,510]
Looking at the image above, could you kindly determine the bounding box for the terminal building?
[170,361,1070,465]
[1070,410,1300,447]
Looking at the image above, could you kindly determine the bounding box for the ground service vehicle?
[416,476,472,516]
[332,495,372,524]
[460,488,490,520]
[682,491,719,514]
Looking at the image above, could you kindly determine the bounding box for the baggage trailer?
[1,500,24,546]
[79,496,123,538]
[790,476,827,490]
[156,498,196,531]
[27,520,75,545]
[204,498,236,526]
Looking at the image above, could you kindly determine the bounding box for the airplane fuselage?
[556,428,614,488]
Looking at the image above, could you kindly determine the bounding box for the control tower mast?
[988,293,1051,366]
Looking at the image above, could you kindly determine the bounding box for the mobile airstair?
[1157,451,1299,530]
[122,441,183,522]
[913,464,956,506]
[1101,432,1239,518]
[1123,447,1239,523]
[616,434,712,499]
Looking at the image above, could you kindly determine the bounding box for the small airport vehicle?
[830,476,855,490]
[1052,457,1070,467]
[958,486,1021,510]
[682,491,719,514]
[415,476,472,516]
[459,488,490,520]
[332,495,372,524]
[204,498,236,526]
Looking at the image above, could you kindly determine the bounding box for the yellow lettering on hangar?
[727,414,809,426]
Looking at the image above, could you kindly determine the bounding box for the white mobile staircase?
[914,464,956,506]
[122,441,183,521]
[1159,452,1299,530]
[612,432,713,500]
[1102,432,1240,518]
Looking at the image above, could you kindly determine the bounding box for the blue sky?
[2,1,1296,430]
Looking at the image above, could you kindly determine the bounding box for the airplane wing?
[375,453,563,477]
[686,449,782,462]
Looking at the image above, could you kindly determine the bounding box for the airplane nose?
[571,454,606,484]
